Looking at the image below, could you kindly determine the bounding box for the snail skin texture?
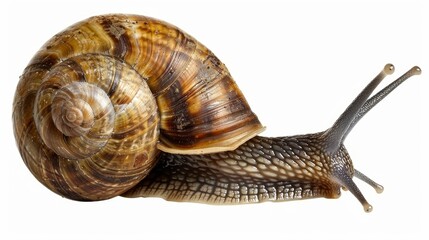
[13,14,421,212]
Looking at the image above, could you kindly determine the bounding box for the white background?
[2,0,427,239]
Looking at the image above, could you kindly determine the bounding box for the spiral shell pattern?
[13,14,263,200]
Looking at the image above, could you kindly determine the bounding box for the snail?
[13,14,421,213]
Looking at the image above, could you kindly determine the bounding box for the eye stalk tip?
[383,64,395,75]
[411,66,421,75]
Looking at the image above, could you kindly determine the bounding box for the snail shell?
[13,14,263,200]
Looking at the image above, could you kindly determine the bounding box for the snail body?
[13,14,420,211]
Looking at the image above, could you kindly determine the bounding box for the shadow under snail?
[13,14,421,212]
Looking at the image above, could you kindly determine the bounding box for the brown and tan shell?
[13,14,264,200]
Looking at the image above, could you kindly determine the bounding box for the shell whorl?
[22,53,160,200]
[37,80,115,159]
[13,14,263,200]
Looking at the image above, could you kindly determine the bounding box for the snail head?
[320,64,421,212]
